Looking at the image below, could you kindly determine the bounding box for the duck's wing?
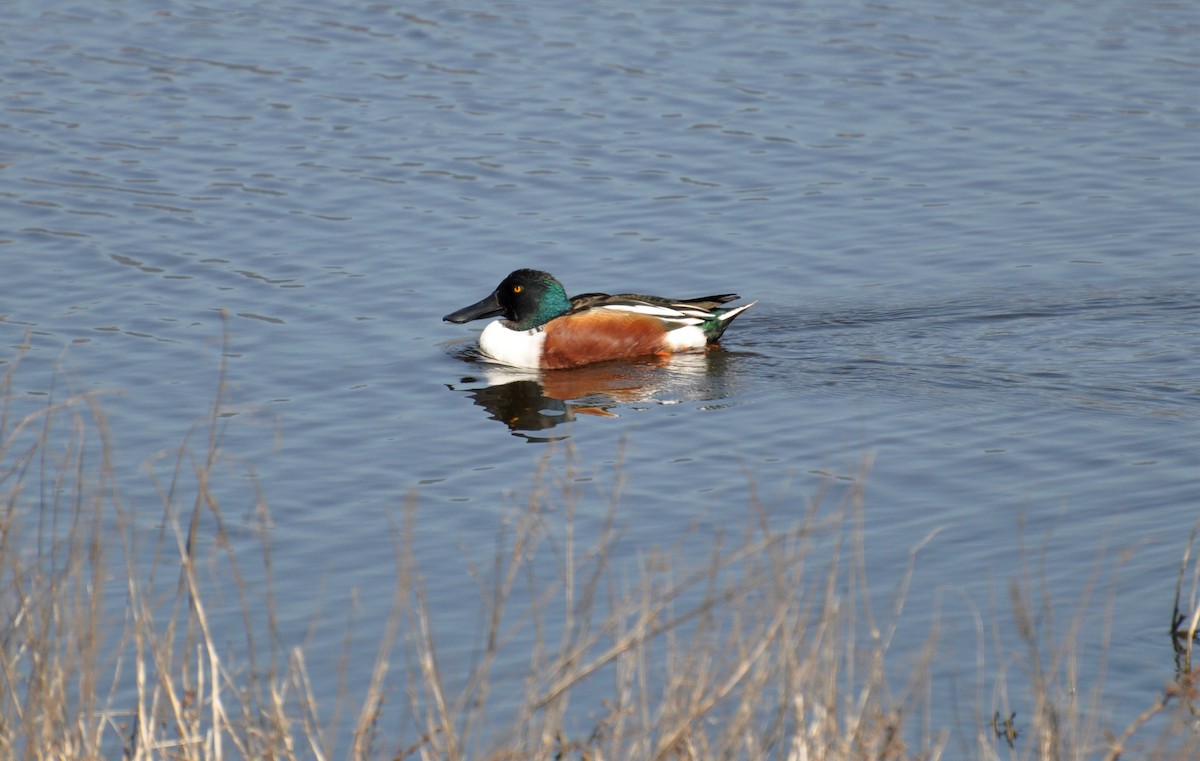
[566,292,743,328]
[665,293,741,311]
[570,292,740,313]
[568,292,614,310]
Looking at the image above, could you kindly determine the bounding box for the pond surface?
[3,0,1198,752]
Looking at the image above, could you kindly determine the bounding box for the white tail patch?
[663,325,708,350]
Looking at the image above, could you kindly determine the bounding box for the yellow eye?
[513,285,523,294]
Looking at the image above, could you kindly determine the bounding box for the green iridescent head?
[443,269,572,331]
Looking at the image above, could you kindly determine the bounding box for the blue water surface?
[2,0,1198,753]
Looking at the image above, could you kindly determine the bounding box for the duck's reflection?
[446,350,740,441]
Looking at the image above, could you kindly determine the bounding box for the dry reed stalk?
[1172,518,1200,673]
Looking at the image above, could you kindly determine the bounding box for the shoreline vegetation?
[2,341,1199,760]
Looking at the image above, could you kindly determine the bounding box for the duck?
[443,269,754,369]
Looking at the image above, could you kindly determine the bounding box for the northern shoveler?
[443,269,755,369]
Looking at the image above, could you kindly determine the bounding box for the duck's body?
[444,269,754,370]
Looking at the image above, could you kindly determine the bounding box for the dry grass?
[1,336,1198,760]
[392,450,943,761]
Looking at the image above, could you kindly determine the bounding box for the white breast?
[478,320,546,369]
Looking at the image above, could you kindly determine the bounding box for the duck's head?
[443,269,571,331]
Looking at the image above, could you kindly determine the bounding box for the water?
[3,0,1198,752]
